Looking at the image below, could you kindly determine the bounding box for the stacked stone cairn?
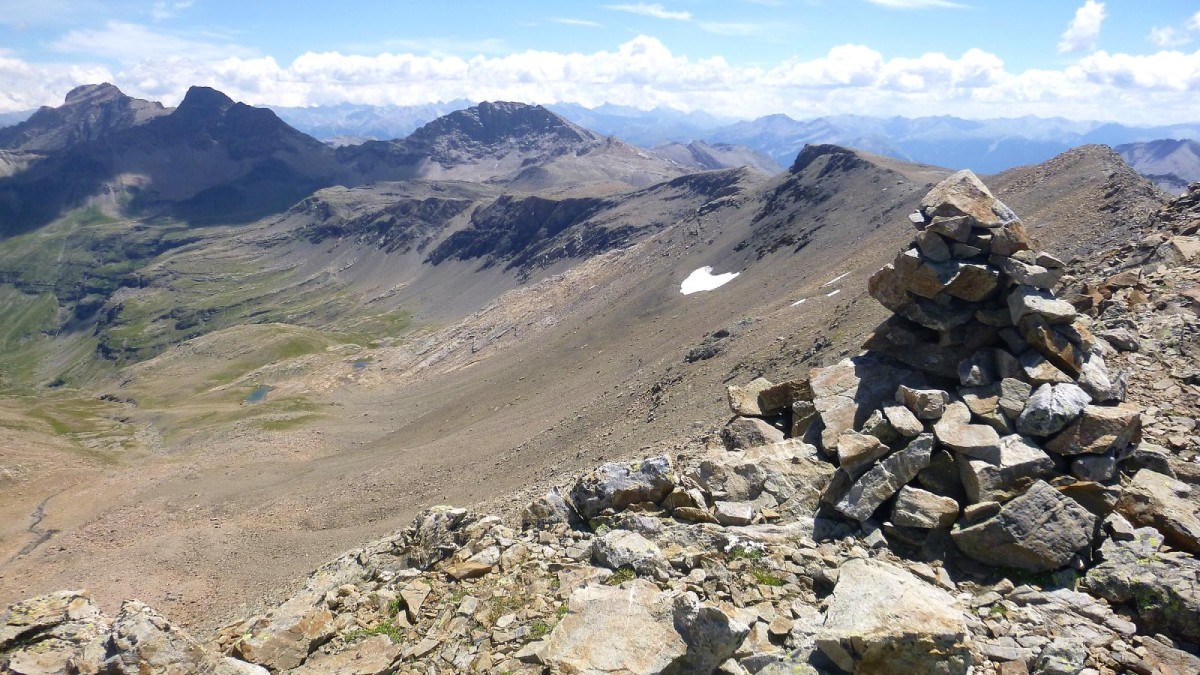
[733,170,1144,573]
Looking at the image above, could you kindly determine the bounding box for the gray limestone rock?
[1016,383,1091,437]
[571,456,675,520]
[833,434,934,522]
[896,385,950,420]
[1009,286,1078,326]
[883,404,924,438]
[891,486,959,529]
[933,401,1002,459]
[958,434,1055,503]
[952,480,1097,572]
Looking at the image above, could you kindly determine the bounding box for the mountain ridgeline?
[0,87,694,236]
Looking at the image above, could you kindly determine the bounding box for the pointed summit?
[176,86,236,115]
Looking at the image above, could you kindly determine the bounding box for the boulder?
[727,377,774,416]
[521,488,583,530]
[1116,469,1200,555]
[290,635,398,674]
[816,558,969,674]
[992,256,1062,289]
[882,404,924,438]
[952,480,1097,572]
[444,545,499,580]
[833,434,934,522]
[721,417,785,450]
[836,431,890,477]
[571,456,675,520]
[958,434,1055,503]
[957,350,996,387]
[758,378,813,416]
[997,378,1032,419]
[0,591,110,675]
[919,169,1018,229]
[916,230,952,261]
[688,440,831,516]
[1019,315,1082,377]
[713,501,755,526]
[896,385,950,420]
[1070,453,1117,482]
[933,401,1001,459]
[1009,286,1077,325]
[591,530,670,579]
[1016,383,1091,437]
[1033,638,1088,675]
[1084,526,1200,643]
[1044,404,1140,456]
[1018,351,1073,385]
[105,601,266,675]
[541,579,748,674]
[891,486,959,529]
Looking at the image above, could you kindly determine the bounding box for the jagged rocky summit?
[6,175,1200,675]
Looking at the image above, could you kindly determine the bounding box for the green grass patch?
[344,620,403,643]
[528,619,551,639]
[605,567,636,586]
[751,569,785,587]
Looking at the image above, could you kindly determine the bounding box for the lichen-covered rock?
[1116,469,1200,555]
[1016,383,1091,437]
[1084,525,1200,644]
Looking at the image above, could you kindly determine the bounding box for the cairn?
[736,170,1143,572]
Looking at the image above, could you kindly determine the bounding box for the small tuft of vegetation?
[528,620,551,639]
[387,596,404,616]
[605,566,636,586]
[555,604,568,618]
[751,569,785,587]
[726,544,765,562]
[344,620,403,643]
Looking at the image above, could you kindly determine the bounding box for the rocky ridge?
[5,178,1200,674]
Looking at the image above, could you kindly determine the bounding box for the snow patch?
[681,266,739,295]
[790,298,807,307]
[826,289,841,298]
[822,272,849,287]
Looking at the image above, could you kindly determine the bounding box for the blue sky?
[2,1,1199,123]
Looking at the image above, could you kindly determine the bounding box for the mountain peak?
[790,143,866,174]
[177,86,236,114]
[63,83,125,106]
[411,101,591,147]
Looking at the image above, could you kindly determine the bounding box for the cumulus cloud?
[4,35,1200,125]
[1058,1,1106,54]
[605,4,692,21]
[1149,10,1200,48]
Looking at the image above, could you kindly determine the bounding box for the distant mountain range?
[4,97,1198,178]
[1116,139,1200,194]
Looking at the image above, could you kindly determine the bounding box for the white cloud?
[51,21,257,63]
[865,0,966,8]
[1149,10,1200,48]
[1058,1,1106,54]
[0,56,113,111]
[605,4,692,21]
[151,0,195,21]
[551,18,604,28]
[1149,26,1190,49]
[4,35,1200,126]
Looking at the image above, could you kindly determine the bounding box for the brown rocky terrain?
[5,172,1199,675]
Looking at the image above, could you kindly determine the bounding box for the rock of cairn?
[778,170,1142,572]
